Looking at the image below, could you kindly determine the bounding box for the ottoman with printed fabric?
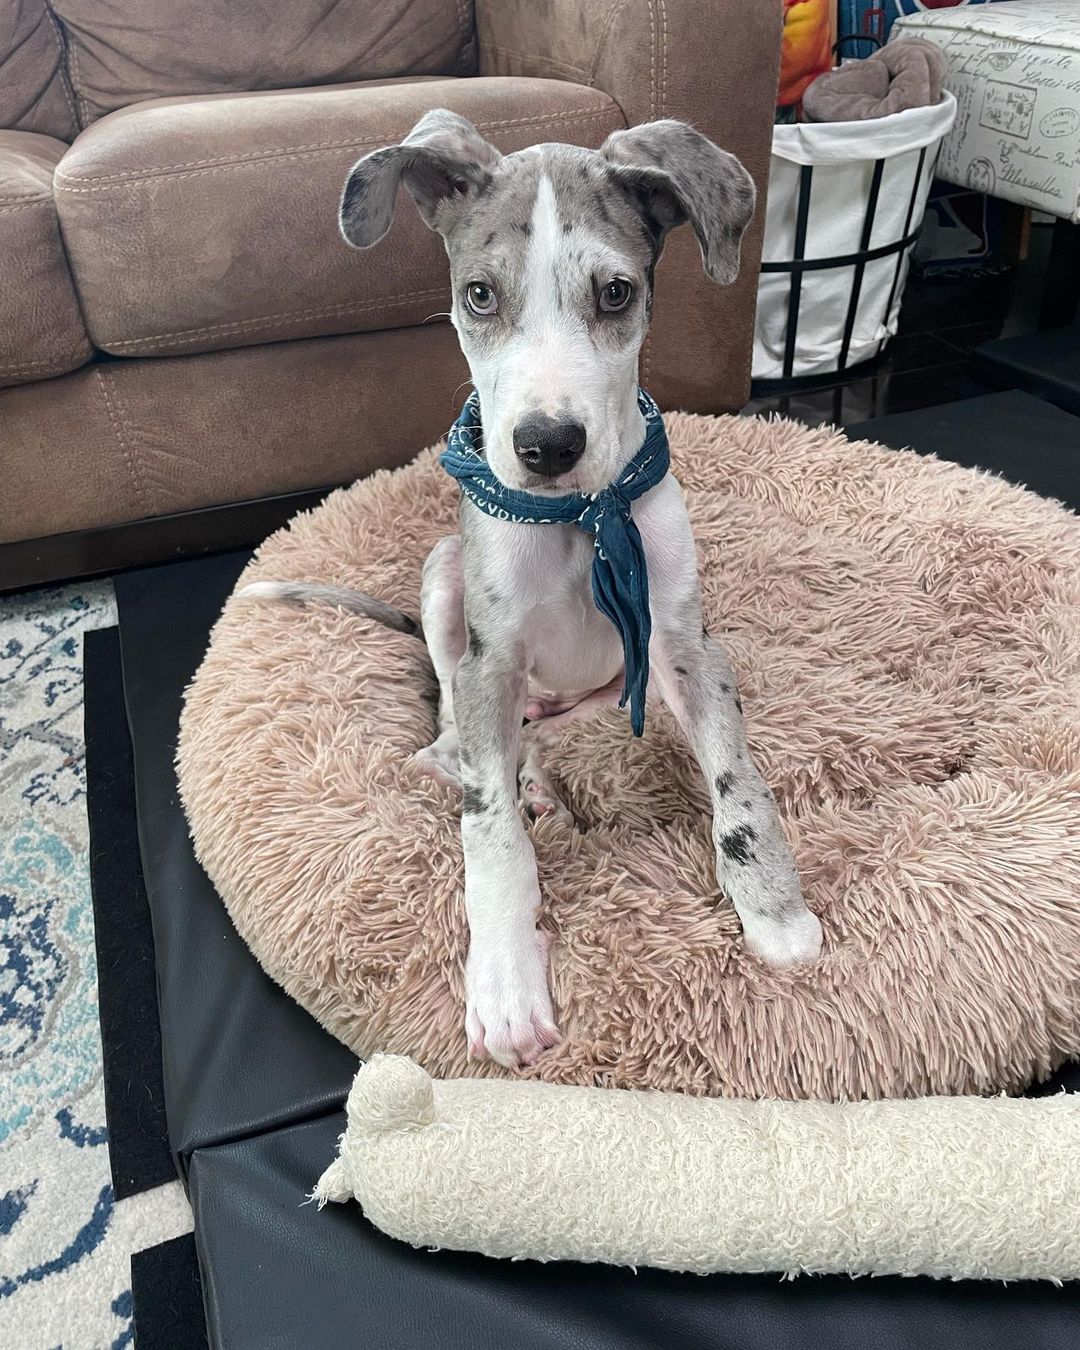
[893,0,1080,224]
[896,0,1080,392]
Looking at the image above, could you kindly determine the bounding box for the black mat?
[85,625,175,1199]
[188,1110,1080,1350]
[976,327,1080,420]
[131,1234,208,1350]
[114,555,358,1179]
[845,389,1080,511]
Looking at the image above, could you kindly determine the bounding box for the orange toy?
[779,0,834,108]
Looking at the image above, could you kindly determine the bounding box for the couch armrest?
[476,0,782,412]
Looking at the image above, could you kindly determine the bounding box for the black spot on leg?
[562,219,572,234]
[719,682,730,694]
[674,665,688,677]
[715,771,735,797]
[734,694,743,714]
[515,220,532,236]
[720,824,756,865]
[742,800,752,810]
[482,230,496,249]
[466,623,485,657]
[462,784,487,814]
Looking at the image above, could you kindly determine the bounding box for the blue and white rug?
[0,584,192,1349]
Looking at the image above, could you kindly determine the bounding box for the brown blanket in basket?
[802,38,947,123]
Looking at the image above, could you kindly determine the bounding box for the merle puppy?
[245,111,823,1069]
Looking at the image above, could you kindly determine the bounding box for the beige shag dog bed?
[178,412,1080,1102]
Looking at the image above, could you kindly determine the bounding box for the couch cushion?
[51,0,476,127]
[0,324,468,544]
[0,1,78,140]
[0,130,92,388]
[54,77,625,358]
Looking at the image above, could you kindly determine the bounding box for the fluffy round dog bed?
[178,413,1080,1101]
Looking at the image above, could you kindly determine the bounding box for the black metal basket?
[751,145,932,396]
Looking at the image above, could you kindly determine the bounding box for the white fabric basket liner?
[753,93,957,383]
[769,94,958,168]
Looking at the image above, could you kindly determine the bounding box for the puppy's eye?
[599,278,633,313]
[464,282,498,316]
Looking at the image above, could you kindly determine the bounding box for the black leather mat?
[188,1111,1080,1350]
[85,625,174,1199]
[845,389,1080,511]
[114,555,357,1179]
[131,1234,208,1350]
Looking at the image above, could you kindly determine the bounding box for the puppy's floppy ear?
[340,109,502,248]
[601,120,755,285]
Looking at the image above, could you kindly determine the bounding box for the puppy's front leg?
[453,631,559,1068]
[652,627,823,967]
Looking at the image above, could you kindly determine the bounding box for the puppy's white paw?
[741,906,823,968]
[465,929,560,1069]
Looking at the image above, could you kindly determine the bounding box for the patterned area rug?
[0,584,192,1349]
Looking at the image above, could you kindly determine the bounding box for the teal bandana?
[439,388,669,736]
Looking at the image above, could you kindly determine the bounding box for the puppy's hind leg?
[412,535,467,789]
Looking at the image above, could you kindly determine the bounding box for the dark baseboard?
[1,485,337,595]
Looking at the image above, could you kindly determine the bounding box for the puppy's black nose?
[512,413,586,478]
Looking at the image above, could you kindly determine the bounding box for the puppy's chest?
[473,522,623,694]
[527,585,623,696]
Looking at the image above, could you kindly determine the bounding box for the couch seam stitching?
[0,197,55,212]
[649,0,657,121]
[99,287,452,350]
[658,0,668,118]
[41,1,80,134]
[641,0,658,390]
[0,348,90,375]
[589,0,629,86]
[53,106,621,188]
[64,18,89,128]
[95,366,151,516]
[483,42,591,82]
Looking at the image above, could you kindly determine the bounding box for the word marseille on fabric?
[440,387,670,736]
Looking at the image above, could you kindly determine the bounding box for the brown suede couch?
[0,0,780,569]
